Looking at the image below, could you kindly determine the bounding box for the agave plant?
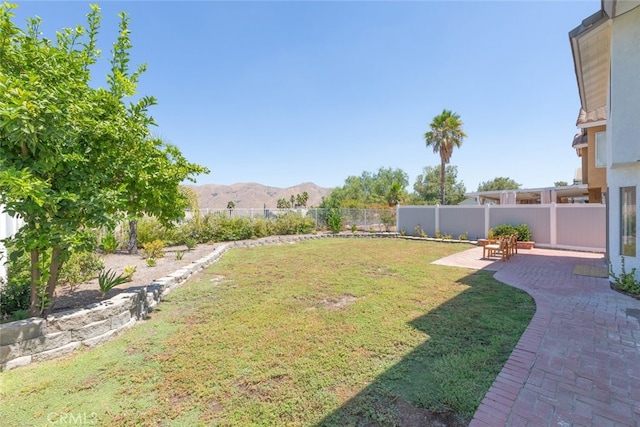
[98,269,129,297]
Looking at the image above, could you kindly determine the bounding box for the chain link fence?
[185,208,397,232]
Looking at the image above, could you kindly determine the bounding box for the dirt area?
[49,242,221,313]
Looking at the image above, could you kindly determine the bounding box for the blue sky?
[11,1,600,191]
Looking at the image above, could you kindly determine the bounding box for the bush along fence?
[0,232,400,371]
[185,208,397,233]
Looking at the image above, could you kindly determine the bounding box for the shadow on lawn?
[315,269,534,427]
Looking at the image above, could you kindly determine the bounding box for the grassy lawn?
[0,239,535,426]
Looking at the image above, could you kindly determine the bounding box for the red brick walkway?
[434,247,640,426]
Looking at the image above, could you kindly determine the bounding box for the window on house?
[620,186,636,257]
[595,131,606,168]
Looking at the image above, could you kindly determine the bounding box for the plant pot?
[517,241,535,250]
[477,239,489,247]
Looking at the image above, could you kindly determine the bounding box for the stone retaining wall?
[0,233,398,371]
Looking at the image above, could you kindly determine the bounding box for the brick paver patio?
[433,246,640,426]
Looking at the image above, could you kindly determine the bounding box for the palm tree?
[424,109,467,205]
[226,200,235,216]
[386,182,404,207]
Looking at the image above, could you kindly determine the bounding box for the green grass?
[0,239,535,426]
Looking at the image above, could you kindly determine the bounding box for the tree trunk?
[43,247,63,316]
[28,249,41,317]
[128,219,138,254]
[440,157,446,205]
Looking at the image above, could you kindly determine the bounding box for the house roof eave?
[569,10,610,112]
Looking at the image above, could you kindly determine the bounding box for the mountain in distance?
[185,182,333,210]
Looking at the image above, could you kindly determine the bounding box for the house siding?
[607,5,640,275]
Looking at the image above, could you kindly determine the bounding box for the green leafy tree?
[0,4,206,315]
[477,177,521,192]
[554,181,569,187]
[124,138,208,254]
[413,165,466,205]
[327,167,409,207]
[424,109,467,204]
[102,13,208,254]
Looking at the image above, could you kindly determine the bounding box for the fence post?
[435,204,440,234]
[550,202,557,248]
[485,204,491,238]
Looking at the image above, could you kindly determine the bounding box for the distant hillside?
[185,182,333,210]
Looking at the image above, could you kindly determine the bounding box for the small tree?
[0,4,207,316]
[227,200,235,216]
[413,165,466,205]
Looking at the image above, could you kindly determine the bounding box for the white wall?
[397,204,606,252]
[0,205,25,283]
[607,6,640,275]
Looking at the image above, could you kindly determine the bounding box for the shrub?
[99,232,119,254]
[146,258,157,267]
[98,269,129,297]
[58,252,105,288]
[380,210,396,232]
[609,257,640,295]
[142,240,165,259]
[251,218,274,239]
[0,277,30,319]
[210,214,254,241]
[123,265,136,281]
[492,224,517,238]
[327,208,343,234]
[515,223,532,242]
[493,223,532,242]
[198,213,220,243]
[1,244,31,316]
[136,216,167,245]
[185,237,197,250]
[273,212,315,235]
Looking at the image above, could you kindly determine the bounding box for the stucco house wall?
[607,7,640,273]
[607,5,640,274]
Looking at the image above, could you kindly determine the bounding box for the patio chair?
[509,233,518,257]
[483,236,510,261]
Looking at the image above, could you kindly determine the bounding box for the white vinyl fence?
[397,203,606,252]
[1,205,25,282]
